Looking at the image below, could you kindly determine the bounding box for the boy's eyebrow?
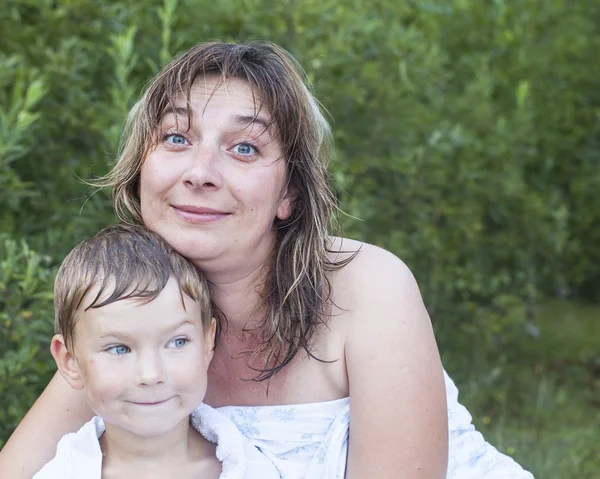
[168,318,197,331]
[96,330,136,342]
[96,318,198,342]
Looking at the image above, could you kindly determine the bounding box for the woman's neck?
[201,244,274,329]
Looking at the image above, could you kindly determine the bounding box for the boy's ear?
[276,184,298,221]
[204,318,217,364]
[50,334,84,390]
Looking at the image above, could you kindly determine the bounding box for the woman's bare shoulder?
[327,236,417,304]
[326,237,448,477]
[325,236,432,340]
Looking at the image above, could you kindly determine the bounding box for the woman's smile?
[171,204,231,223]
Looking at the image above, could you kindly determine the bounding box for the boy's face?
[54,277,215,438]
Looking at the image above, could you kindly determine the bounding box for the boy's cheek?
[174,352,209,391]
[81,360,127,394]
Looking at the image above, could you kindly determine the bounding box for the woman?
[0,41,532,478]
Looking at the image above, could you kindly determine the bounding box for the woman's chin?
[169,239,226,265]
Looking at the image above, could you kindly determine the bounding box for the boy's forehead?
[74,278,205,336]
[75,298,203,339]
[78,275,169,311]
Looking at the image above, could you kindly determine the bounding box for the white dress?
[33,403,280,479]
[216,370,535,479]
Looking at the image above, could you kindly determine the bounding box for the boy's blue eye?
[108,345,130,355]
[169,337,188,348]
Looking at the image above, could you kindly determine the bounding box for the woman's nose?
[181,145,223,190]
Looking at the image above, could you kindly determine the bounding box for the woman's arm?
[340,244,448,478]
[0,371,93,478]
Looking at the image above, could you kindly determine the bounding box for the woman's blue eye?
[233,143,257,156]
[165,133,188,145]
[170,337,188,348]
[108,345,130,355]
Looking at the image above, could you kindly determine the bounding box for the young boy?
[34,224,279,479]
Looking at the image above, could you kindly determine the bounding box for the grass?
[441,300,600,479]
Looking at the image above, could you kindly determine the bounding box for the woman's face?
[140,76,294,276]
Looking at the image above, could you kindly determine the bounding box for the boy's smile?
[129,399,173,406]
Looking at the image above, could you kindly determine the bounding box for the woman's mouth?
[172,205,230,223]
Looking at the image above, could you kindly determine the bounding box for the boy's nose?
[135,351,166,386]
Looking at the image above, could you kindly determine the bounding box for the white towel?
[216,370,535,479]
[444,371,535,478]
[33,404,280,479]
[192,403,280,479]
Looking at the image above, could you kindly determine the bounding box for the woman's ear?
[204,318,217,364]
[50,334,84,390]
[276,184,298,221]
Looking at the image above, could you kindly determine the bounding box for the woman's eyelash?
[234,141,261,155]
[158,132,261,155]
[160,131,188,144]
[159,129,175,138]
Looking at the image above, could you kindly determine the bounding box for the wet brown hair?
[54,224,213,349]
[95,41,355,380]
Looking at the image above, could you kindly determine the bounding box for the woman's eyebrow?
[159,109,271,133]
[160,106,189,119]
[230,114,272,133]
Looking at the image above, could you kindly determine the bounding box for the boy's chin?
[104,415,191,439]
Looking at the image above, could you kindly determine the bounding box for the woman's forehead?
[167,76,268,114]
[161,76,277,134]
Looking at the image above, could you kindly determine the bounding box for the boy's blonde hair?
[54,224,213,349]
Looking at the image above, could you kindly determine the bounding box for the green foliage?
[1,0,599,474]
[453,301,600,478]
[0,237,55,449]
[0,54,46,233]
[327,0,600,311]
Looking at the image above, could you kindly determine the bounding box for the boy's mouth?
[130,398,172,406]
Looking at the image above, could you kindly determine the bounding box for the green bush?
[2,0,598,299]
[0,237,55,449]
